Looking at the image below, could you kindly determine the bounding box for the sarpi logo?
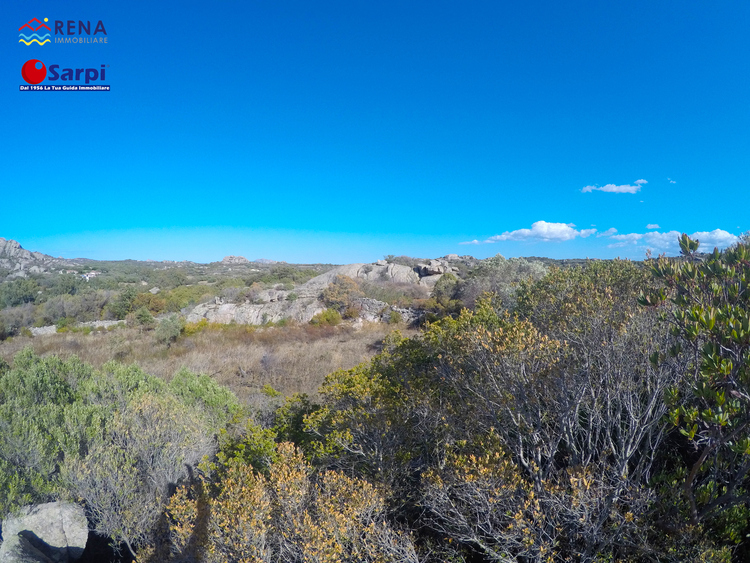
[19,18,51,46]
[21,60,46,84]
[21,59,107,85]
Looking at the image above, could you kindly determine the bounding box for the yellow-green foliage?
[163,285,216,312]
[321,275,363,312]
[310,308,342,326]
[163,443,417,563]
[183,317,256,336]
[515,259,652,336]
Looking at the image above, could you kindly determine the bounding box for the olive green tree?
[641,235,750,540]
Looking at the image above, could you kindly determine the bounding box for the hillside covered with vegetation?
[3,235,750,561]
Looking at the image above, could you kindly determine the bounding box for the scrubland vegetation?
[0,261,328,338]
[4,238,750,561]
[0,322,400,402]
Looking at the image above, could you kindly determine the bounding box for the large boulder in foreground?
[0,502,88,563]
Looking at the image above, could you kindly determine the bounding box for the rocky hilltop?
[0,237,472,329]
[0,238,81,280]
[221,255,250,265]
[185,260,459,326]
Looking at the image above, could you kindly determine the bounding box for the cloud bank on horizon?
[462,222,739,256]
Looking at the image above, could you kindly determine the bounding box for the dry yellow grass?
[0,322,413,403]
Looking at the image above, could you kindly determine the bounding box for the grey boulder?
[0,502,88,563]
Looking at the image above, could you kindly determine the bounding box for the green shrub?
[155,314,184,346]
[163,285,215,313]
[106,286,139,320]
[0,349,244,558]
[310,308,342,326]
[56,316,76,331]
[134,306,154,327]
[0,278,40,308]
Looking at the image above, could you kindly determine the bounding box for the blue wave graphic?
[18,33,51,40]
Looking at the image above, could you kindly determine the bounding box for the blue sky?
[2,1,748,263]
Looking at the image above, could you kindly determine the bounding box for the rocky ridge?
[221,255,250,265]
[0,239,80,280]
[186,260,458,326]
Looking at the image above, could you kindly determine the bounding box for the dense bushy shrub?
[0,303,35,335]
[134,306,155,327]
[321,275,363,312]
[0,278,40,308]
[458,254,548,309]
[160,443,418,563]
[106,286,139,319]
[155,314,185,345]
[162,285,215,312]
[310,308,342,326]
[0,349,242,558]
[303,258,725,561]
[641,236,750,551]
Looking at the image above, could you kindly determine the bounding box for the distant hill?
[0,238,83,280]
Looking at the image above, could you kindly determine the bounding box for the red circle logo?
[22,59,46,84]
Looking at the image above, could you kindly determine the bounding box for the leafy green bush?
[642,236,750,544]
[134,306,155,327]
[106,286,139,319]
[0,349,242,558]
[163,285,215,312]
[155,314,185,346]
[310,308,342,326]
[0,278,40,308]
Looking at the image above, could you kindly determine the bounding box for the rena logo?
[19,18,108,45]
[21,60,107,85]
[19,18,51,46]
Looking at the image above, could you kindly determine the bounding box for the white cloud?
[582,179,646,194]
[459,239,480,245]
[606,229,738,253]
[668,178,676,184]
[692,229,740,249]
[646,224,660,229]
[463,221,597,245]
[597,228,618,237]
